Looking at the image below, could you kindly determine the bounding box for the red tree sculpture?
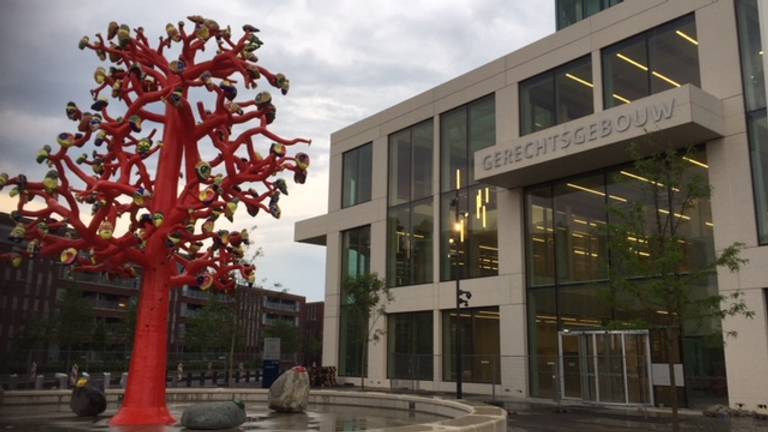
[0,17,310,425]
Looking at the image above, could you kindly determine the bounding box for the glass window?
[747,111,768,244]
[387,204,411,287]
[439,95,497,281]
[557,0,623,30]
[342,143,372,208]
[341,225,371,279]
[520,56,594,136]
[387,312,433,380]
[736,0,768,244]
[648,15,700,94]
[603,14,699,108]
[387,120,435,287]
[387,199,433,287]
[442,307,500,383]
[468,185,498,278]
[526,186,556,287]
[520,73,555,136]
[441,108,468,192]
[553,173,607,283]
[339,225,371,377]
[736,0,766,112]
[527,288,557,398]
[441,95,495,192]
[524,150,721,403]
[388,130,411,206]
[412,121,434,200]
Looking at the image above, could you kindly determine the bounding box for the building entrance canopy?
[474,85,724,188]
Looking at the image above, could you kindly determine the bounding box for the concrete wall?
[296,0,768,410]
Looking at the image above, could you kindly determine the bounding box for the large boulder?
[703,404,731,417]
[268,366,310,413]
[181,400,247,430]
[69,377,106,417]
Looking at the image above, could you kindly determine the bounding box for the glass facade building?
[297,0,768,411]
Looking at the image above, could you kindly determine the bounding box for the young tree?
[341,273,392,389]
[184,296,239,353]
[55,287,96,367]
[265,318,301,358]
[0,17,310,425]
[603,144,753,431]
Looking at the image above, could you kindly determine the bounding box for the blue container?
[261,359,281,388]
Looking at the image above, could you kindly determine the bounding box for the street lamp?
[451,170,472,399]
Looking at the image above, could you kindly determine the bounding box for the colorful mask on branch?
[60,248,78,265]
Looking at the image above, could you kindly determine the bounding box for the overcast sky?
[0,0,554,301]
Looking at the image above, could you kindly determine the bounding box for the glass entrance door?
[558,330,652,405]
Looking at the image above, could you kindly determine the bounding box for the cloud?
[0,1,554,302]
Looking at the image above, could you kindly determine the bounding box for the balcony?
[263,299,298,312]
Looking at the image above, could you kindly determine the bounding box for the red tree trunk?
[111,107,187,426]
[110,265,174,425]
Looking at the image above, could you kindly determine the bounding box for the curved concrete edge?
[1,389,507,432]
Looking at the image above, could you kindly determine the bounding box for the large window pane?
[441,189,469,281]
[736,0,766,112]
[339,225,371,377]
[603,34,649,108]
[387,205,411,287]
[468,185,498,278]
[648,15,700,94]
[389,130,411,206]
[748,111,768,244]
[556,57,594,123]
[527,186,556,286]
[554,173,607,283]
[468,95,496,185]
[441,108,468,192]
[342,144,372,208]
[557,0,583,29]
[411,198,434,284]
[520,73,555,135]
[442,307,500,383]
[341,226,370,279]
[603,15,699,108]
[412,121,434,200]
[387,312,433,380]
[527,288,557,398]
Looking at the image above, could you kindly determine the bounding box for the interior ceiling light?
[675,30,699,45]
[616,53,648,71]
[565,73,594,88]
[683,156,709,168]
[566,182,627,202]
[613,93,631,104]
[652,71,682,87]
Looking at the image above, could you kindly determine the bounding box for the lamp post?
[451,186,472,400]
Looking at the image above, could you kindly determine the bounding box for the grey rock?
[69,378,106,417]
[268,366,310,413]
[181,400,246,430]
[703,404,731,418]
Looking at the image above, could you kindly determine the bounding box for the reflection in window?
[747,111,768,244]
[440,95,497,281]
[441,185,498,281]
[520,56,593,135]
[556,0,623,30]
[339,225,371,377]
[524,150,720,403]
[387,312,433,380]
[442,307,500,383]
[603,14,699,108]
[441,95,495,192]
[387,120,434,287]
[342,143,372,208]
[736,0,768,244]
